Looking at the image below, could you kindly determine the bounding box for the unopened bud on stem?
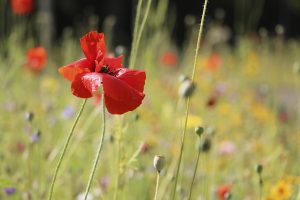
[195,126,204,137]
[153,155,165,173]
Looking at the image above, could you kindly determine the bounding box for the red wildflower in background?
[217,184,231,200]
[205,52,222,71]
[160,51,177,67]
[10,0,33,15]
[206,95,218,108]
[58,31,146,114]
[26,47,47,72]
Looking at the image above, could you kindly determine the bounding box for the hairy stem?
[154,172,161,200]
[84,95,106,200]
[48,99,87,200]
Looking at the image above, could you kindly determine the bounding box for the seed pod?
[153,155,165,173]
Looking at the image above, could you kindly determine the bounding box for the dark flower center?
[100,66,116,76]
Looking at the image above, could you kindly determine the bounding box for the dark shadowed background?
[53,0,300,46]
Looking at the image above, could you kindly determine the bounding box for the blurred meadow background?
[1,0,300,199]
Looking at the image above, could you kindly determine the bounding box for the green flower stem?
[258,173,263,200]
[84,95,106,200]
[129,0,152,69]
[154,172,161,200]
[171,0,208,199]
[187,150,201,200]
[48,99,87,200]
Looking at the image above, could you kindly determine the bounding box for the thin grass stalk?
[129,0,143,67]
[113,117,123,200]
[48,99,87,200]
[130,0,152,69]
[84,95,106,200]
[171,0,208,199]
[187,151,201,200]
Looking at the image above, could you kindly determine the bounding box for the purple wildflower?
[4,187,16,195]
[61,106,74,119]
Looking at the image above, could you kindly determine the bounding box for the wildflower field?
[1,0,300,200]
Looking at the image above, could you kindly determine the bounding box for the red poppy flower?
[10,0,33,15]
[58,31,146,114]
[26,46,47,72]
[217,184,231,200]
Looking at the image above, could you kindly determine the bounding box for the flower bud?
[153,155,165,173]
[256,164,263,174]
[198,138,211,153]
[195,126,204,137]
[25,112,34,122]
[178,79,196,98]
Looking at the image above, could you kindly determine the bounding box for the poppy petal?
[102,74,145,114]
[71,72,102,98]
[58,58,92,81]
[80,31,106,61]
[115,68,146,92]
[103,55,124,69]
[95,50,105,73]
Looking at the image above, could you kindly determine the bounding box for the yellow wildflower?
[271,180,292,200]
[251,103,273,123]
[186,114,203,129]
[244,51,260,76]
